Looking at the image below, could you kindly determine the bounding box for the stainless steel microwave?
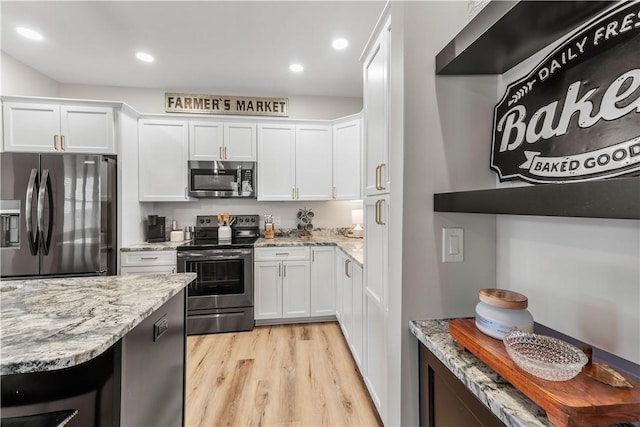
[188,161,256,198]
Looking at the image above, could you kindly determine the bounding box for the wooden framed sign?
[491,1,640,184]
[165,93,288,117]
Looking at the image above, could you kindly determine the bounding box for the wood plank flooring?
[186,322,382,427]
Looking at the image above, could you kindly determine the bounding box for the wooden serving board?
[449,318,640,427]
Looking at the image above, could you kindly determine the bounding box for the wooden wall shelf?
[433,177,640,220]
[436,1,613,75]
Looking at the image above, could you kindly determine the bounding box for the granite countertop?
[120,240,189,251]
[0,273,196,375]
[255,235,363,266]
[121,235,364,265]
[410,319,549,427]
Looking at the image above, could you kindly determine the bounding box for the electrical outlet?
[442,228,464,263]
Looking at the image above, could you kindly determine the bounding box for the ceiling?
[1,1,386,98]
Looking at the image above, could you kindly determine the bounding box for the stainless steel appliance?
[188,161,256,198]
[0,153,117,279]
[177,214,260,335]
[146,214,166,243]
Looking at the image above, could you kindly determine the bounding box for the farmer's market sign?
[491,1,640,183]
[165,93,288,117]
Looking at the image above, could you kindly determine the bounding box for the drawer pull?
[275,252,289,256]
[141,256,159,260]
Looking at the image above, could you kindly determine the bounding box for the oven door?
[177,248,253,311]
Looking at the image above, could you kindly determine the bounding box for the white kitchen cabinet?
[282,260,311,318]
[138,118,192,202]
[257,123,296,201]
[254,247,310,321]
[3,101,115,154]
[310,247,336,317]
[333,118,362,200]
[189,120,223,161]
[224,122,256,161]
[295,124,333,200]
[351,261,364,368]
[189,121,256,161]
[120,250,177,275]
[363,17,391,197]
[257,123,333,201]
[363,194,389,416]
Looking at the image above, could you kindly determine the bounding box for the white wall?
[59,84,362,120]
[396,2,498,426]
[494,30,640,364]
[1,52,59,97]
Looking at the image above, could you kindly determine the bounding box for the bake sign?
[491,1,640,183]
[165,93,288,117]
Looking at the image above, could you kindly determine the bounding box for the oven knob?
[205,219,211,224]
[199,219,204,224]
[251,218,256,223]
[238,218,244,223]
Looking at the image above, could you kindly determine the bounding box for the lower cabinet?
[336,250,364,369]
[254,247,310,321]
[120,250,177,275]
[419,344,504,427]
[310,247,336,317]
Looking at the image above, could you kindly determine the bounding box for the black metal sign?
[491,1,640,183]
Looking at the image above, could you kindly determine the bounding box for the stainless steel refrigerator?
[1,153,116,279]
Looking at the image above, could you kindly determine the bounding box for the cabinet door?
[295,124,333,200]
[363,19,390,197]
[257,123,295,201]
[351,262,364,368]
[254,261,283,320]
[342,257,354,341]
[3,102,60,152]
[189,120,223,161]
[333,119,362,200]
[138,119,191,202]
[363,195,389,416]
[60,105,115,154]
[224,122,256,161]
[282,260,310,318]
[310,247,335,317]
[335,251,345,322]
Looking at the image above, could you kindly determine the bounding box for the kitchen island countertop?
[0,273,196,375]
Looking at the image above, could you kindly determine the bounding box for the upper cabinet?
[295,124,333,200]
[189,120,256,161]
[435,1,612,75]
[3,101,115,154]
[257,123,334,201]
[138,118,192,202]
[363,17,391,197]
[333,118,362,200]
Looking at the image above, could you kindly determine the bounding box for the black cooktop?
[178,214,260,250]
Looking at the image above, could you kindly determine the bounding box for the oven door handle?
[178,253,250,260]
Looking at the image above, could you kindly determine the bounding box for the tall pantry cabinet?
[362,8,391,423]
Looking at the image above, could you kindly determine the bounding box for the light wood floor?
[186,322,382,427]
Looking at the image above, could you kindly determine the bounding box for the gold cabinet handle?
[345,259,351,278]
[279,264,282,277]
[375,200,380,224]
[379,163,385,190]
[283,265,287,277]
[61,135,65,150]
[219,146,222,159]
[296,187,299,200]
[378,200,386,225]
[224,146,228,159]
[374,165,380,190]
[53,135,59,151]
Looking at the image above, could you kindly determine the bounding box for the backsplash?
[270,227,354,237]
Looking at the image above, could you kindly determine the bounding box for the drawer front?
[121,250,177,267]
[254,246,310,262]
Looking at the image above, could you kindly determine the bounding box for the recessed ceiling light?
[16,27,43,41]
[332,38,349,50]
[136,52,155,63]
[289,63,304,73]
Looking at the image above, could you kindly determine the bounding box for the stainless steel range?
[177,214,260,335]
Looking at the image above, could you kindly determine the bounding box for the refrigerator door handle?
[25,168,39,255]
[37,169,54,256]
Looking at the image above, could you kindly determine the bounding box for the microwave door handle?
[37,169,54,256]
[25,168,39,255]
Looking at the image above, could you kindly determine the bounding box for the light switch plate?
[442,228,464,262]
